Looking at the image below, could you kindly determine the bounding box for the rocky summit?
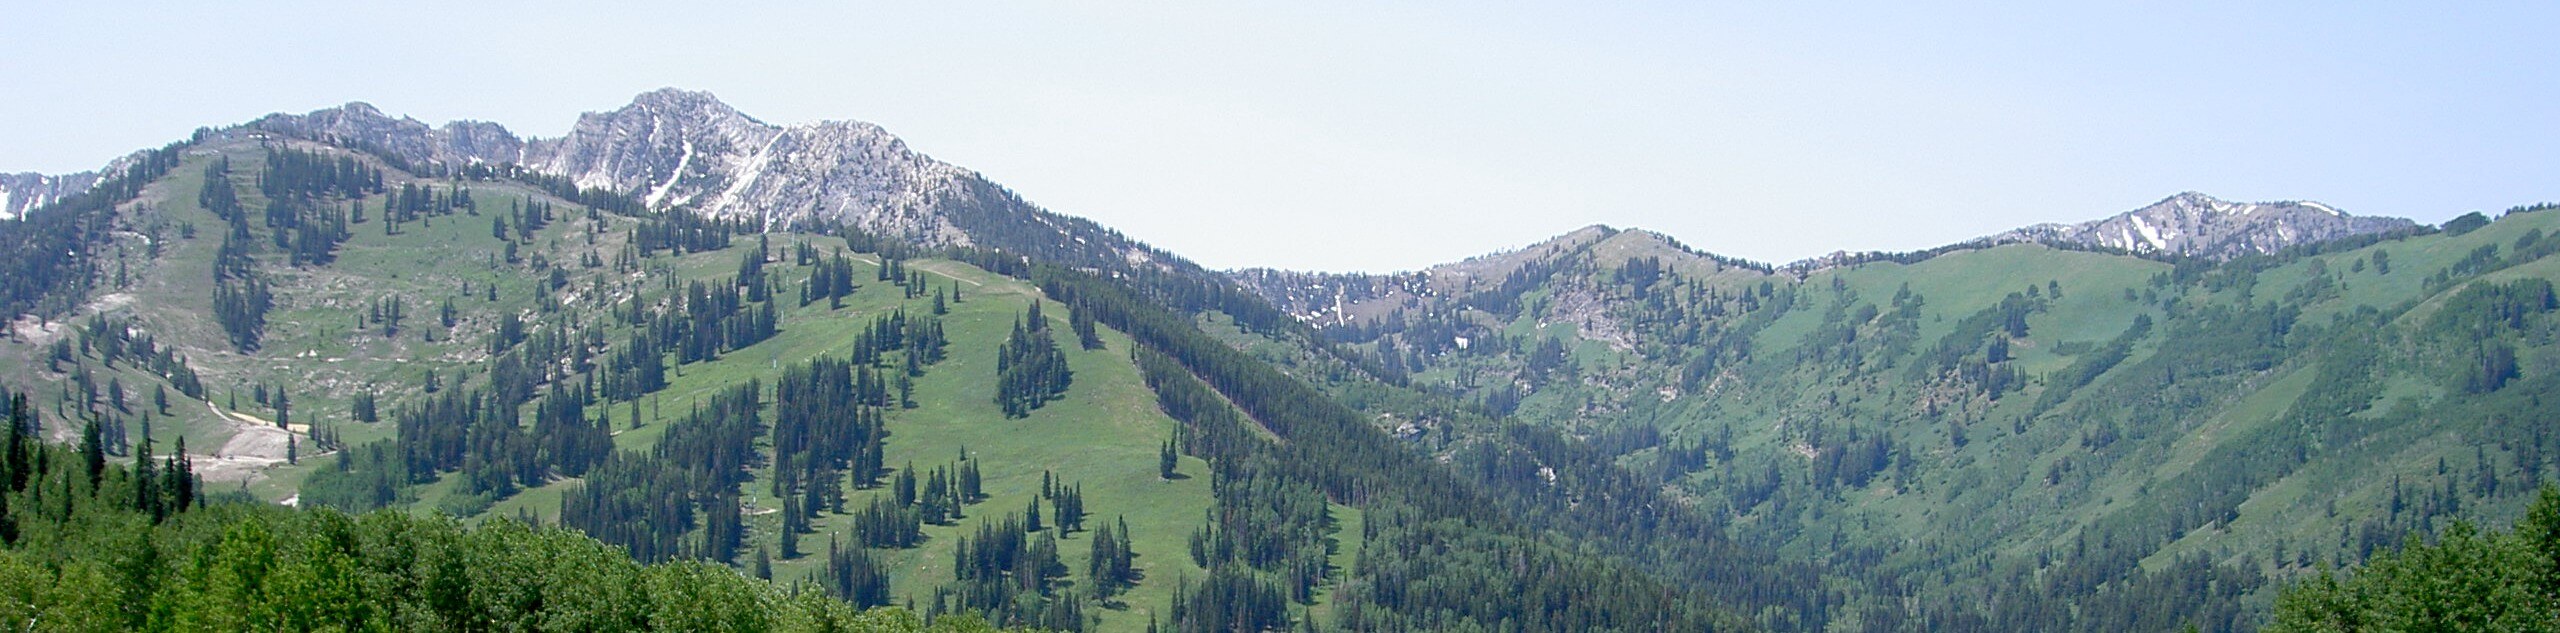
[1986,191,2415,259]
[241,88,1162,274]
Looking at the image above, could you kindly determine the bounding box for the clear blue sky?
[4,2,2553,271]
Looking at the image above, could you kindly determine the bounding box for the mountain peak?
[612,88,757,126]
[1987,192,2413,259]
[331,101,390,120]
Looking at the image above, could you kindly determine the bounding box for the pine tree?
[994,304,1073,417]
[80,418,106,490]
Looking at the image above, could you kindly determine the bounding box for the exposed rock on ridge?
[249,88,983,247]
[1986,191,2415,259]
[0,171,99,220]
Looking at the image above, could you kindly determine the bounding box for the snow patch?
[644,140,695,208]
[2130,215,2167,251]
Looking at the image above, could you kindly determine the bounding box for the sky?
[3,2,2555,272]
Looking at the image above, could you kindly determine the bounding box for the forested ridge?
[1294,207,2560,630]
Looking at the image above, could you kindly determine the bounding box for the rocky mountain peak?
[621,88,760,125]
[251,102,525,167]
[227,89,1174,273]
[516,89,972,241]
[1986,192,2413,259]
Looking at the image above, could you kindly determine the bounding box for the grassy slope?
[0,140,1235,632]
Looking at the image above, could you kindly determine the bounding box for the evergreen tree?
[994,304,1072,418]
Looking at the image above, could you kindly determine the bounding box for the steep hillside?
[1278,204,2560,630]
[0,133,1231,631]
[0,102,1772,632]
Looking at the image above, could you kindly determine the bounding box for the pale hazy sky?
[4,2,2554,271]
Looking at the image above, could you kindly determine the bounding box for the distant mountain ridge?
[248,88,979,244]
[5,90,2422,279]
[1233,225,1772,328]
[1239,192,2421,328]
[236,88,1175,278]
[1984,191,2415,259]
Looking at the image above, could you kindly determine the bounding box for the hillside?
[0,102,1766,632]
[1263,201,2560,629]
[0,132,1236,630]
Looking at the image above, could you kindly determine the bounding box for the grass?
[0,139,1259,632]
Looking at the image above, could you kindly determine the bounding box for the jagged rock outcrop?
[227,88,1187,275]
[521,89,974,241]
[0,171,100,220]
[1987,191,2415,259]
[247,88,989,247]
[249,102,525,167]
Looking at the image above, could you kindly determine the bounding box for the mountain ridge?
[1982,190,2416,259]
[12,89,2423,281]
[1234,191,2425,328]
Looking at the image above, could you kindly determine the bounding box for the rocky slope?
[1987,191,2415,259]
[246,89,1148,262]
[0,170,99,220]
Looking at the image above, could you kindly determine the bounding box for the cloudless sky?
[3,2,2554,271]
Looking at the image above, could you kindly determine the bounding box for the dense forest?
[0,385,1016,632]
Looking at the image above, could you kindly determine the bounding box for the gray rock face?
[250,102,525,167]
[250,88,978,246]
[520,89,974,242]
[0,171,99,220]
[1988,192,2415,259]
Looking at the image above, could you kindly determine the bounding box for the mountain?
[1986,191,2416,259]
[1235,193,2418,332]
[249,89,1139,257]
[0,170,100,220]
[1261,199,2560,630]
[1232,225,1773,328]
[0,91,1772,633]
[9,87,2555,632]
